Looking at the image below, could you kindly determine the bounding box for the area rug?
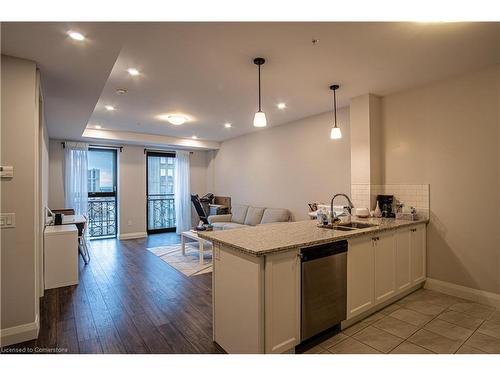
[147,242,212,277]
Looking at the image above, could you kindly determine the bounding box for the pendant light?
[329,84,342,139]
[253,57,267,127]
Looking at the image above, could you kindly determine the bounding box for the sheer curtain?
[64,142,89,216]
[174,150,191,234]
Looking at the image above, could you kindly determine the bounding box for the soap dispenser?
[374,201,382,218]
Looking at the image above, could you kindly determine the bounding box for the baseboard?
[0,315,39,347]
[118,232,147,240]
[425,278,500,308]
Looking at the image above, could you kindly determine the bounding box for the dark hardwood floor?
[6,233,223,354]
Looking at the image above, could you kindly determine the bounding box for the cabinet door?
[395,228,412,291]
[347,237,374,319]
[213,245,265,353]
[410,224,426,284]
[373,231,396,303]
[264,250,301,354]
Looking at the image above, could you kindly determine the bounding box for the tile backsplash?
[351,183,430,217]
[351,183,372,210]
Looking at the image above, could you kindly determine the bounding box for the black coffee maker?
[376,195,395,218]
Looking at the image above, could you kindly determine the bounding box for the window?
[87,148,117,238]
[146,152,176,232]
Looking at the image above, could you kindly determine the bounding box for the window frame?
[146,151,176,234]
[87,147,118,238]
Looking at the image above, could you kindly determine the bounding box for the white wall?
[118,146,146,236]
[1,55,40,344]
[48,140,210,236]
[381,64,500,295]
[209,108,351,221]
[350,95,371,184]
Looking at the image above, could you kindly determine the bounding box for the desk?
[62,215,86,225]
[44,225,79,289]
[47,215,89,263]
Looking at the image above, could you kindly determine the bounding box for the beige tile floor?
[304,288,500,354]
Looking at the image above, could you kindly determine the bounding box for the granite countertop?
[198,217,429,257]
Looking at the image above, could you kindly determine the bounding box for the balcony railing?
[87,196,117,238]
[148,194,175,230]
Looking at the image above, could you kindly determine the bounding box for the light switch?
[0,213,16,228]
[0,166,14,178]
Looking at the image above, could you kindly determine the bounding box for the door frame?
[146,151,176,234]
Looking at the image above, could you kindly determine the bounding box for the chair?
[77,215,90,264]
[191,194,210,224]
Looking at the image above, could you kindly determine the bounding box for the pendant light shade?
[253,57,267,127]
[329,84,342,140]
[253,111,267,127]
[330,127,342,139]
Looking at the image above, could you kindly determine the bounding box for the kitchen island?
[199,217,428,354]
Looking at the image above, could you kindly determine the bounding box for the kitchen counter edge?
[198,218,429,257]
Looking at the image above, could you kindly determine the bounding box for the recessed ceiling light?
[105,105,115,111]
[224,123,232,128]
[94,125,102,129]
[67,31,85,41]
[191,135,198,140]
[277,103,286,109]
[115,88,128,95]
[127,68,140,76]
[157,114,189,126]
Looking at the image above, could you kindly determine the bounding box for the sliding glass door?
[146,152,176,233]
[87,148,118,238]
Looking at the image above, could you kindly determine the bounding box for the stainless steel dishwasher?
[301,240,347,342]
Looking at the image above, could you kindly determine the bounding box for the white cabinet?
[347,224,427,320]
[347,236,374,318]
[264,251,301,354]
[213,245,300,354]
[395,224,427,289]
[44,224,79,289]
[395,228,412,291]
[213,245,265,354]
[410,224,426,284]
[373,231,396,303]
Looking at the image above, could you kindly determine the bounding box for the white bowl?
[354,208,370,218]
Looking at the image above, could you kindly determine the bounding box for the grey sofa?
[207,204,291,230]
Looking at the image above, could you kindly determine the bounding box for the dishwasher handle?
[301,240,348,262]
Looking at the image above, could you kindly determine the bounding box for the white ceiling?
[1,22,126,140]
[2,22,499,144]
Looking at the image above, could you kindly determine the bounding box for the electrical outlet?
[0,213,16,228]
[0,166,14,178]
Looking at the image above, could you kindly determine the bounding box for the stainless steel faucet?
[330,193,355,221]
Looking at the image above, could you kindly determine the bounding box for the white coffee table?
[181,230,210,265]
